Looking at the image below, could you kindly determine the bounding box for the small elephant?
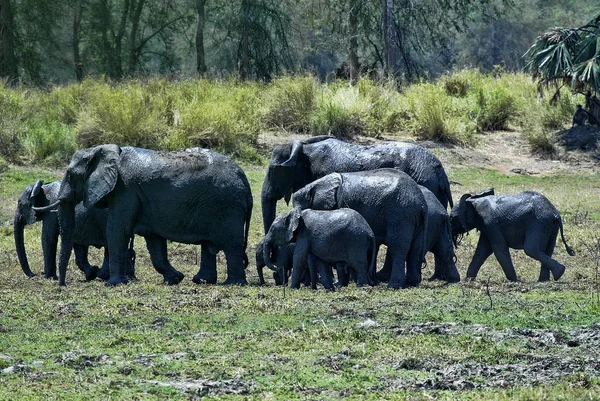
[255,239,295,285]
[262,207,377,290]
[292,169,428,289]
[450,189,575,282]
[14,180,135,281]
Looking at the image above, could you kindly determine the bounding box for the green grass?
[0,160,599,400]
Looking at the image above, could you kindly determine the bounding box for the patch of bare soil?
[258,128,600,175]
[378,322,600,391]
[145,378,253,397]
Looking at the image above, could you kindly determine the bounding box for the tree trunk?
[382,0,398,77]
[348,0,360,83]
[72,0,84,81]
[127,0,145,76]
[0,0,18,84]
[195,0,207,76]
[240,0,250,80]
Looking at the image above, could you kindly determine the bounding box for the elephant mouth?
[452,232,464,248]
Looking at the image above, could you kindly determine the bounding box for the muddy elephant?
[34,145,253,286]
[261,136,453,234]
[14,179,135,281]
[450,189,575,282]
[255,239,295,286]
[292,169,428,289]
[262,207,377,290]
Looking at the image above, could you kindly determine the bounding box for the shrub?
[442,75,470,97]
[22,120,77,166]
[263,76,316,132]
[526,131,556,156]
[309,85,368,138]
[0,85,26,162]
[474,86,516,131]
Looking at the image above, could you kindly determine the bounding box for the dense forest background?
[0,0,598,85]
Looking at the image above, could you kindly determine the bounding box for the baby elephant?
[450,189,575,282]
[262,207,376,290]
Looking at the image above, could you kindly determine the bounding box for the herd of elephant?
[14,136,576,289]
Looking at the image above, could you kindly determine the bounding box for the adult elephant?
[34,145,253,286]
[261,136,452,234]
[292,169,428,289]
[14,180,135,281]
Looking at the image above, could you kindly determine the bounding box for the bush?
[22,120,77,166]
[442,75,470,97]
[263,76,316,132]
[0,85,26,162]
[309,85,368,138]
[526,131,556,156]
[475,86,516,131]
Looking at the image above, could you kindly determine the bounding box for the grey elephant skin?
[262,208,376,290]
[450,189,575,282]
[292,169,428,289]
[36,145,253,286]
[14,180,135,281]
[261,136,453,234]
[255,239,295,285]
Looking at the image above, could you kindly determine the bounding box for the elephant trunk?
[57,202,75,286]
[263,236,279,273]
[261,195,277,235]
[13,214,35,278]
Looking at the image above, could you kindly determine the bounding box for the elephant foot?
[428,273,441,282]
[84,266,99,282]
[163,271,184,285]
[552,265,565,281]
[221,277,248,286]
[44,273,58,280]
[105,276,129,286]
[97,267,110,281]
[325,285,336,292]
[192,274,217,285]
[376,271,391,283]
[387,280,406,289]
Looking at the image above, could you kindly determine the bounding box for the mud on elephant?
[261,136,453,234]
[14,179,135,282]
[262,207,377,291]
[34,145,253,286]
[450,189,575,282]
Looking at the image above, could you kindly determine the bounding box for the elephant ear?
[311,173,342,210]
[470,187,494,199]
[30,180,44,199]
[84,145,121,208]
[457,193,473,232]
[286,207,302,243]
[278,140,302,168]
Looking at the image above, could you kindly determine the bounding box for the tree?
[0,0,18,83]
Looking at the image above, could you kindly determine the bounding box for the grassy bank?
[0,70,581,167]
[0,157,599,399]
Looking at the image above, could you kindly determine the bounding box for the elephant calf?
[450,189,575,282]
[262,207,376,290]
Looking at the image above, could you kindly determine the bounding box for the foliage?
[524,13,600,97]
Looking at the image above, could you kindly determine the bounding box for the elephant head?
[292,173,342,211]
[14,180,50,277]
[262,207,302,282]
[450,188,495,245]
[33,145,121,285]
[261,136,333,233]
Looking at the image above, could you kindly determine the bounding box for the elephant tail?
[243,195,253,268]
[439,168,454,209]
[558,217,575,256]
[421,204,429,266]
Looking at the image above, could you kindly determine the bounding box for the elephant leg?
[41,221,59,280]
[387,244,409,289]
[406,227,425,287]
[376,247,392,282]
[290,245,309,289]
[144,234,184,285]
[73,244,98,281]
[222,247,248,285]
[524,229,565,281]
[105,197,139,286]
[335,263,350,287]
[353,263,369,287]
[193,244,218,284]
[491,242,518,282]
[466,235,493,280]
[306,254,320,290]
[97,248,110,280]
[125,237,137,281]
[311,255,335,291]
